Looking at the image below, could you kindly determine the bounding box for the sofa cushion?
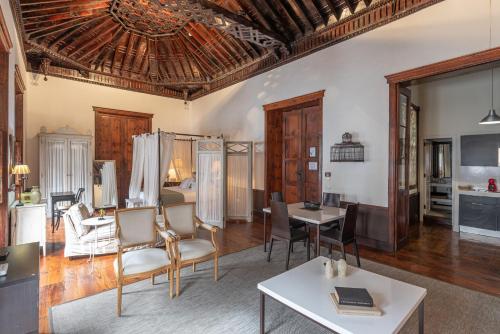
[113,248,170,276]
[178,239,215,261]
[68,203,92,237]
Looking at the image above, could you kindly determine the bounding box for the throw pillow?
[68,203,92,237]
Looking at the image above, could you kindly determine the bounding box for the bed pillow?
[179,178,193,189]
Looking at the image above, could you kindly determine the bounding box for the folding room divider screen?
[226,142,253,222]
[196,139,225,228]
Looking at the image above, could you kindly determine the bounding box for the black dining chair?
[55,188,85,231]
[321,192,342,231]
[270,191,308,250]
[267,200,310,270]
[319,203,361,267]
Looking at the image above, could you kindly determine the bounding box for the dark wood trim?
[14,65,25,93]
[263,90,325,111]
[264,90,324,207]
[386,46,500,84]
[93,106,154,122]
[0,7,10,247]
[386,47,500,252]
[0,6,12,52]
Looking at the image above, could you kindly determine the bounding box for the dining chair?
[270,192,308,250]
[114,207,175,316]
[267,200,310,270]
[55,188,85,231]
[319,203,361,267]
[323,192,341,208]
[163,202,219,297]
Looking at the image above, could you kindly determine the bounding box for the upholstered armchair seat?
[113,248,171,276]
[178,239,216,261]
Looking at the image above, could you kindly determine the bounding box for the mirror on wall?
[93,160,118,209]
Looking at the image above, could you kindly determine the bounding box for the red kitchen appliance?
[488,178,497,192]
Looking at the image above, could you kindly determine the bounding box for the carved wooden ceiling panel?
[11,0,444,100]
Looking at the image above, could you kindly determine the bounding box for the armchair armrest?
[195,216,219,233]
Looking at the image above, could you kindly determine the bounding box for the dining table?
[262,202,346,257]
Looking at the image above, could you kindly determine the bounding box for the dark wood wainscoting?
[253,189,265,217]
[355,204,392,252]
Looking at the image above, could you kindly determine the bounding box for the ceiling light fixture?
[479,0,500,124]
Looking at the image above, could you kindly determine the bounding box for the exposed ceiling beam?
[341,0,356,15]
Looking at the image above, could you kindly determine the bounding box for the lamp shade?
[12,164,30,175]
[168,167,177,180]
[479,109,500,125]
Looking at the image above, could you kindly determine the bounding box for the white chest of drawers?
[10,203,47,256]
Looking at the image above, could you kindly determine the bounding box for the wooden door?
[94,107,152,207]
[282,110,303,203]
[282,105,322,204]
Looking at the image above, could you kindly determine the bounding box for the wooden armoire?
[93,107,152,207]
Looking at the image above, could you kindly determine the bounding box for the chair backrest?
[75,188,85,202]
[270,192,284,202]
[340,203,359,242]
[115,207,157,248]
[270,200,291,240]
[163,203,196,237]
[323,192,340,207]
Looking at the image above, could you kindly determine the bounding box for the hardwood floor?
[39,217,500,333]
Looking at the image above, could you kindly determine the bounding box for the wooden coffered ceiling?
[11,0,443,100]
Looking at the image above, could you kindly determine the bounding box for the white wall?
[190,0,500,206]
[25,76,192,186]
[412,67,500,230]
[1,0,30,205]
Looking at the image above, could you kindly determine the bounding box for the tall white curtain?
[142,132,175,206]
[227,155,249,219]
[172,140,192,180]
[69,141,89,205]
[129,135,145,199]
[197,153,223,224]
[46,140,66,213]
[101,162,117,206]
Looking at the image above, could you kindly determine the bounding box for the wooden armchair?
[162,203,219,297]
[114,207,175,316]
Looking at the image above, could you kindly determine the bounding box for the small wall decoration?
[309,146,316,157]
[308,161,318,171]
[331,132,364,162]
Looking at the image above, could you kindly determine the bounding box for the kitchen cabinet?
[459,195,498,231]
[460,134,500,166]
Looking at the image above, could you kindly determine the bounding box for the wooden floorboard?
[39,217,500,333]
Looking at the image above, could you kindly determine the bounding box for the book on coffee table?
[334,287,374,307]
[330,292,382,316]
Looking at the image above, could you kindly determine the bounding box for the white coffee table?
[81,216,114,272]
[257,256,426,334]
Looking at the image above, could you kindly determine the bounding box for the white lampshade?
[168,167,177,180]
[12,164,30,175]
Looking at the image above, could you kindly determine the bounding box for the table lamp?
[168,167,177,182]
[12,164,30,202]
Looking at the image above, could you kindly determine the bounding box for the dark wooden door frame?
[385,46,500,251]
[0,6,12,247]
[263,90,325,206]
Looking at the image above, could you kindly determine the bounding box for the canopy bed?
[127,131,253,229]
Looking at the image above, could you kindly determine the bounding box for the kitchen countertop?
[457,189,500,198]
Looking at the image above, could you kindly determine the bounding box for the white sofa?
[63,203,117,258]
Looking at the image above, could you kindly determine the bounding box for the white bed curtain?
[129,135,145,199]
[101,162,117,206]
[227,155,250,219]
[172,140,193,180]
[197,153,223,224]
[143,132,175,206]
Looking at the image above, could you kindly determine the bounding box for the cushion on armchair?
[68,203,92,237]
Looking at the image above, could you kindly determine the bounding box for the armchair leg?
[169,268,174,299]
[306,236,310,261]
[176,266,181,297]
[340,244,347,261]
[214,254,219,281]
[117,283,122,317]
[291,242,294,253]
[267,238,274,262]
[151,274,155,285]
[193,263,196,272]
